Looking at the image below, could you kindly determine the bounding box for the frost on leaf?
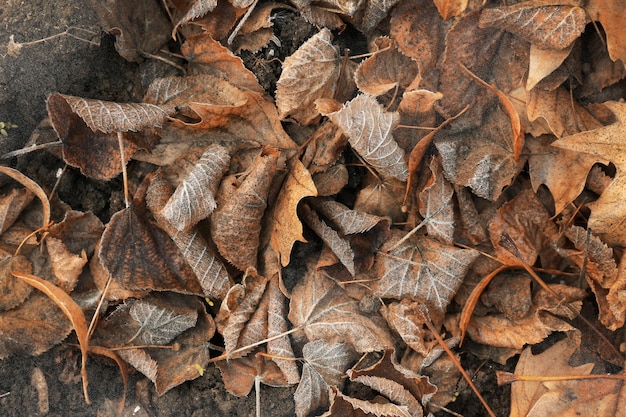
[288,267,394,353]
[418,156,455,244]
[311,199,389,236]
[479,4,587,50]
[276,28,341,125]
[374,230,477,325]
[117,348,158,382]
[319,94,409,181]
[127,299,198,345]
[162,144,230,232]
[172,0,218,36]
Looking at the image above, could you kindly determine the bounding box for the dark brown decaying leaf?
[276,28,341,125]
[211,147,279,271]
[0,188,34,235]
[319,94,409,181]
[0,254,32,311]
[479,4,587,50]
[99,206,204,295]
[162,144,230,232]
[288,267,394,353]
[374,230,478,325]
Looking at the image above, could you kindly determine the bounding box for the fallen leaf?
[310,199,389,236]
[552,101,626,245]
[288,266,395,353]
[355,37,419,97]
[269,158,317,267]
[162,144,230,232]
[276,28,341,125]
[418,156,455,244]
[527,44,574,91]
[211,147,279,270]
[479,3,587,50]
[584,0,626,65]
[266,275,299,384]
[319,94,409,181]
[216,349,291,397]
[172,0,217,37]
[0,188,34,235]
[323,386,412,417]
[432,0,467,20]
[0,254,32,311]
[373,229,478,325]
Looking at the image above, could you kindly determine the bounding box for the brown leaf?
[373,230,478,325]
[0,292,72,358]
[437,11,502,126]
[211,147,279,271]
[0,188,34,235]
[93,0,172,62]
[311,199,389,236]
[527,44,574,91]
[47,210,104,256]
[161,144,230,232]
[266,275,299,384]
[586,0,626,65]
[146,171,231,300]
[144,75,248,130]
[270,159,317,267]
[354,177,406,224]
[435,107,522,201]
[455,284,586,349]
[356,0,402,34]
[381,299,430,356]
[0,254,32,311]
[217,349,291,397]
[390,0,440,76]
[355,37,419,96]
[14,272,91,403]
[182,33,264,94]
[288,267,394,353]
[117,348,158,383]
[301,204,355,275]
[44,237,87,293]
[0,166,50,229]
[319,94,409,181]
[348,372,423,417]
[418,156,455,244]
[479,3,587,50]
[172,0,217,36]
[99,206,204,295]
[324,386,412,417]
[47,93,161,180]
[276,28,341,125]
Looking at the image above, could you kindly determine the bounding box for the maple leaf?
[373,229,478,325]
[552,101,626,245]
[288,267,394,353]
[318,94,409,181]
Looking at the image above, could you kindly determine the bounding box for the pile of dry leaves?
[1,0,625,416]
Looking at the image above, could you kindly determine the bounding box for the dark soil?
[0,1,512,417]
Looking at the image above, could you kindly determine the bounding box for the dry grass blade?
[0,166,50,229]
[13,272,90,404]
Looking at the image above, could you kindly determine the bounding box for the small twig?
[6,27,99,57]
[0,141,62,160]
[227,0,259,46]
[496,370,626,385]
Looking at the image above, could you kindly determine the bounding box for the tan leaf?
[127,299,198,345]
[172,0,218,36]
[182,33,263,94]
[527,44,574,91]
[146,171,231,300]
[527,136,609,214]
[0,254,32,311]
[527,86,604,138]
[276,28,341,125]
[432,0,468,20]
[355,37,419,96]
[418,155,455,244]
[99,206,204,295]
[47,210,104,256]
[354,177,406,224]
[348,373,423,417]
[357,0,403,33]
[479,3,587,50]
[301,204,355,276]
[211,147,279,270]
[319,94,409,181]
[381,299,429,355]
[162,144,230,232]
[0,188,34,235]
[373,229,478,325]
[45,237,87,293]
[288,268,394,353]
[0,166,50,229]
[551,101,626,245]
[270,159,317,267]
[586,0,626,65]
